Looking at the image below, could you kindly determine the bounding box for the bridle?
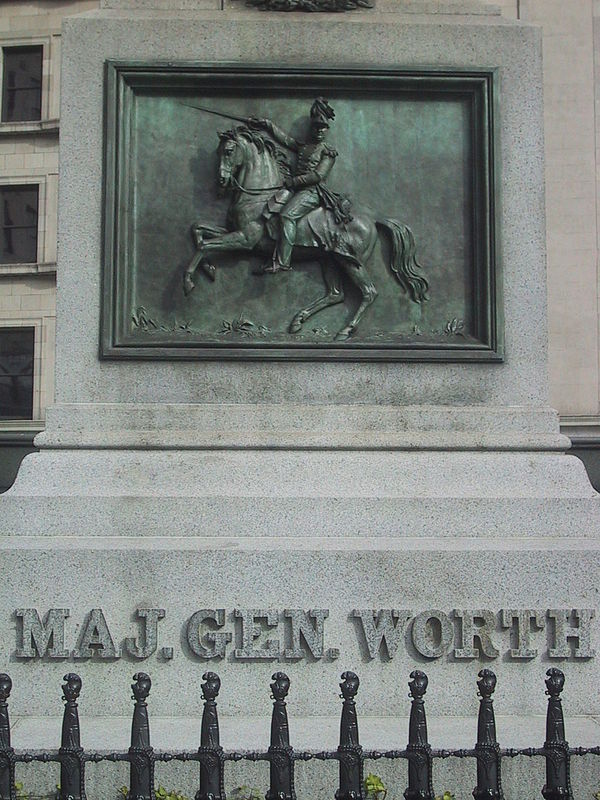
[221,137,285,195]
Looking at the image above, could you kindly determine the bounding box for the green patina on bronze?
[102,64,502,362]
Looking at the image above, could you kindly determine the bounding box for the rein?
[231,175,284,195]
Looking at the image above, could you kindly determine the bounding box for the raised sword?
[180,102,250,125]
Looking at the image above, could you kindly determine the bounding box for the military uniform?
[259,100,351,272]
[275,139,338,268]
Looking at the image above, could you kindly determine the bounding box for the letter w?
[352,609,408,660]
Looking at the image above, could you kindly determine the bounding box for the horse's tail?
[376,218,429,303]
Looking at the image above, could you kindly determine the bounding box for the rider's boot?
[259,252,292,274]
[259,216,294,274]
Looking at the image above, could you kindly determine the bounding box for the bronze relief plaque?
[102,64,501,361]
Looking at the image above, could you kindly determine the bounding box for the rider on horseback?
[250,98,352,274]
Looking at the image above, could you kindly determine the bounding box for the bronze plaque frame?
[102,62,502,362]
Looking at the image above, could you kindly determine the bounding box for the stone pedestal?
[1,3,599,797]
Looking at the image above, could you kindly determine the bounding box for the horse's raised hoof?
[289,315,304,334]
[335,326,353,342]
[183,274,195,296]
[201,262,216,282]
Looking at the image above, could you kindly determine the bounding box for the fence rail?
[0,668,598,800]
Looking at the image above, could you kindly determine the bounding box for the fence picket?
[0,675,14,800]
[59,673,86,800]
[542,668,572,800]
[405,670,434,800]
[335,671,363,800]
[266,672,294,800]
[473,669,503,800]
[197,671,225,800]
[129,673,154,800]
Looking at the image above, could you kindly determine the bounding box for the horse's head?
[216,127,289,194]
[217,129,246,190]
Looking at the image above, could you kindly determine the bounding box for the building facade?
[0,0,599,489]
[0,1,98,488]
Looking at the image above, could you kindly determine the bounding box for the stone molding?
[35,403,569,452]
[100,0,500,11]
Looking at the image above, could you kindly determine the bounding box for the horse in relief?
[184,126,429,341]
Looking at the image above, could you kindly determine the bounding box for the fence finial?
[335,671,363,800]
[0,674,15,800]
[196,672,225,800]
[61,673,82,743]
[129,673,154,800]
[473,669,503,800]
[269,672,291,748]
[266,672,294,800]
[542,668,572,800]
[405,670,434,800]
[59,673,86,800]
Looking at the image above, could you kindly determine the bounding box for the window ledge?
[0,262,56,276]
[0,422,42,445]
[561,418,600,449]
[0,119,59,136]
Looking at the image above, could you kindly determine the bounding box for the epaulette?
[323,145,338,158]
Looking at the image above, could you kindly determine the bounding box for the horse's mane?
[221,126,291,179]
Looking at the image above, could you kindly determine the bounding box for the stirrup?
[256,257,292,274]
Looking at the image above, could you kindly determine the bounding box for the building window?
[1,46,43,123]
[0,327,34,419]
[0,185,38,264]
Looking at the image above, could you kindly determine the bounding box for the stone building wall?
[502,0,600,466]
[479,0,599,422]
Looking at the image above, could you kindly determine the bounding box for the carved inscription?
[352,609,410,659]
[10,608,597,663]
[15,608,70,658]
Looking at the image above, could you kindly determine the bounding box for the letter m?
[15,609,69,658]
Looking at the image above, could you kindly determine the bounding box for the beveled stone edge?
[34,403,569,451]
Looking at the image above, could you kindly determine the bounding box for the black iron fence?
[0,667,598,800]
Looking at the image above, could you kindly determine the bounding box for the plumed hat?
[310,97,335,128]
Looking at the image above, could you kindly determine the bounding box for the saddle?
[263,189,355,258]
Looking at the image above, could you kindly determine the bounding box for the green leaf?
[154,788,189,800]
[364,773,386,798]
[231,786,261,800]
[14,782,28,800]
